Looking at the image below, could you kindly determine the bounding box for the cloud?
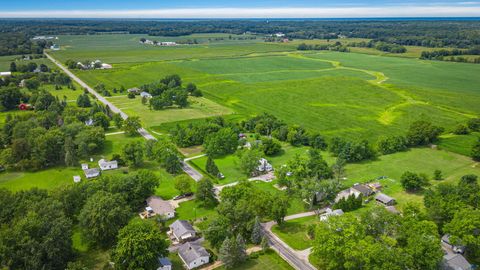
[0,6,479,18]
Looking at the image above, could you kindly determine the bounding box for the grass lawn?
[107,95,233,128]
[190,154,246,184]
[218,249,293,270]
[174,199,218,230]
[344,147,480,208]
[271,215,318,250]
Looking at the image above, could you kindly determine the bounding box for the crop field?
[49,34,480,144]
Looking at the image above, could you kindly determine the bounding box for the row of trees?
[420,47,480,60]
[297,42,349,52]
[348,40,407,53]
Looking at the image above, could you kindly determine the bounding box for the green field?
[49,34,480,144]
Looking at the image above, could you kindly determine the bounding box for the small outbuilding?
[84,168,100,179]
[127,87,140,94]
[81,163,89,170]
[140,91,152,98]
[375,193,396,206]
[73,175,81,183]
[169,220,197,242]
[178,242,210,270]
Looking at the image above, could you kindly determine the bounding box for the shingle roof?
[352,184,373,196]
[178,242,209,265]
[170,220,196,238]
[375,193,395,204]
[146,196,174,215]
[443,253,471,270]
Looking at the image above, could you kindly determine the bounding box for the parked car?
[173,192,194,200]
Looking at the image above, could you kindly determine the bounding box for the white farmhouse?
[98,159,118,171]
[178,242,210,269]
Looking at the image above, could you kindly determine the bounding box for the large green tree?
[78,191,131,247]
[124,116,141,136]
[111,220,168,270]
[123,141,144,167]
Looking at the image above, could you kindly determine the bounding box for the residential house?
[140,91,152,98]
[257,158,273,173]
[145,196,175,219]
[351,184,374,197]
[98,159,118,171]
[157,257,172,270]
[319,208,344,221]
[84,168,100,179]
[441,253,472,270]
[375,193,396,206]
[178,242,210,270]
[73,175,81,183]
[335,187,363,203]
[169,220,197,242]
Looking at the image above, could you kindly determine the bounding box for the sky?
[1,0,480,18]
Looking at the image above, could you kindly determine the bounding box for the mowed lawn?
[344,147,480,208]
[107,95,232,128]
[218,249,294,270]
[271,215,318,250]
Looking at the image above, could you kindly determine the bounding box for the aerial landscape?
[0,1,480,270]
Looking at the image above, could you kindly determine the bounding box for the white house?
[84,168,100,179]
[257,158,273,173]
[169,220,197,242]
[178,242,210,270]
[98,159,118,171]
[157,257,172,270]
[73,175,81,183]
[319,208,344,221]
[146,196,175,219]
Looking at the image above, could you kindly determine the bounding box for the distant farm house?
[140,39,177,46]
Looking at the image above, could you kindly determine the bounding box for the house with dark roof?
[441,253,472,270]
[178,242,210,270]
[157,257,172,270]
[375,193,395,206]
[169,220,197,242]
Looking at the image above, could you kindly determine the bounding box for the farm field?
[49,34,480,145]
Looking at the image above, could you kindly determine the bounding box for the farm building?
[83,168,100,179]
[351,184,374,197]
[178,242,210,270]
[375,193,396,206]
[128,87,140,94]
[0,72,12,77]
[157,257,172,270]
[144,196,175,219]
[169,220,197,242]
[98,159,118,171]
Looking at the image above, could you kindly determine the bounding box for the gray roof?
[146,196,174,215]
[375,193,395,204]
[443,253,471,270]
[84,168,100,177]
[352,184,373,196]
[158,257,172,267]
[170,220,196,238]
[178,242,210,265]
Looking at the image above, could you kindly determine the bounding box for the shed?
[157,257,172,270]
[375,193,395,206]
[84,168,100,179]
[73,175,81,183]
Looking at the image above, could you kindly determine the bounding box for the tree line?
[420,47,480,63]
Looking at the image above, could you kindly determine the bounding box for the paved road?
[261,211,319,270]
[46,52,203,180]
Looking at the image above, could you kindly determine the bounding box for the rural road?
[45,52,202,180]
[261,211,318,270]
